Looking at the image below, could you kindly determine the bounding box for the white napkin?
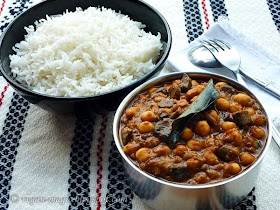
[167,18,280,210]
[167,18,280,127]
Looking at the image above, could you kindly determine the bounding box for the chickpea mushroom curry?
[119,74,268,184]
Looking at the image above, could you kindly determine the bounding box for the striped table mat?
[1,0,280,209]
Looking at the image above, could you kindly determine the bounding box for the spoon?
[188,45,280,100]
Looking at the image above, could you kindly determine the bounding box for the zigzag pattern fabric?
[0,0,279,209]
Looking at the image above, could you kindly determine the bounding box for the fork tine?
[214,39,231,48]
[200,40,211,46]
[207,39,226,51]
[213,39,231,50]
[208,39,226,51]
[200,40,218,51]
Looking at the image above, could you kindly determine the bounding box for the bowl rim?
[0,0,172,101]
[113,71,272,189]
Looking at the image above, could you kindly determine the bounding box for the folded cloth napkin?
[167,18,280,210]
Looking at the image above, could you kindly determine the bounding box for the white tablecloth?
[0,0,280,209]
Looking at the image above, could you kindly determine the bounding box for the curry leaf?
[168,79,219,148]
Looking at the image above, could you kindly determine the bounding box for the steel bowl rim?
[113,71,272,189]
[0,0,172,101]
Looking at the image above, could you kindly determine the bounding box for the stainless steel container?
[113,72,272,210]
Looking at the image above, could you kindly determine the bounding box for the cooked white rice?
[9,7,162,97]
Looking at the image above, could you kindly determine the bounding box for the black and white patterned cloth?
[1,0,280,210]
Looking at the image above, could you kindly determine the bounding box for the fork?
[200,39,280,100]
[200,39,247,87]
[200,39,280,148]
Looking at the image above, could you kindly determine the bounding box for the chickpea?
[182,151,197,160]
[136,148,151,162]
[232,129,243,145]
[244,135,258,149]
[153,144,171,156]
[173,145,188,156]
[154,96,163,102]
[181,95,187,100]
[187,139,203,151]
[205,110,219,125]
[181,127,194,141]
[216,98,230,111]
[228,162,241,174]
[161,108,172,115]
[144,137,160,148]
[230,102,242,113]
[150,102,159,114]
[253,104,259,110]
[244,108,255,115]
[177,99,189,107]
[192,154,206,163]
[250,126,265,139]
[225,128,243,145]
[202,151,219,165]
[186,85,204,100]
[141,111,156,122]
[173,79,181,85]
[186,159,200,169]
[148,87,158,94]
[233,93,251,106]
[204,138,214,147]
[123,142,140,155]
[125,107,140,119]
[215,82,226,88]
[214,163,226,170]
[192,80,199,86]
[253,114,266,126]
[171,104,179,112]
[190,96,198,103]
[194,172,209,184]
[130,153,136,160]
[137,121,154,133]
[240,152,256,166]
[247,100,254,107]
[206,169,219,179]
[195,120,211,137]
[221,121,236,131]
[174,156,183,163]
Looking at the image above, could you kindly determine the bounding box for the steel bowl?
[0,0,171,113]
[113,72,272,210]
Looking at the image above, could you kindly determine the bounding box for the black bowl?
[0,0,171,113]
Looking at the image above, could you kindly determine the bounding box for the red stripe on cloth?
[0,84,9,107]
[96,113,108,210]
[202,0,210,29]
[0,0,6,15]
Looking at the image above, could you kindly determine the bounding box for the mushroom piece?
[233,110,253,126]
[220,84,237,95]
[121,127,133,145]
[168,83,181,100]
[180,73,192,92]
[216,144,240,162]
[154,118,173,143]
[158,98,174,108]
[170,162,190,180]
[170,107,184,119]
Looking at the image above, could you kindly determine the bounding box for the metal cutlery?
[188,40,280,100]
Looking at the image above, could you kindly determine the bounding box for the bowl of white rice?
[0,0,171,113]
